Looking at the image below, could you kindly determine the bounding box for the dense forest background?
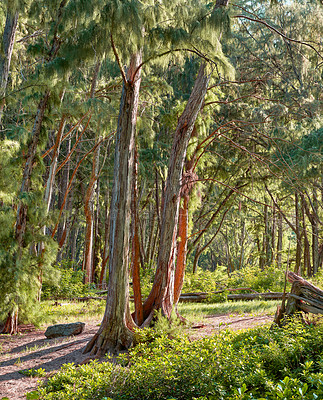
[0,0,322,336]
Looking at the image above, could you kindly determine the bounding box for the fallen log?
[227,292,286,301]
[75,289,284,304]
[274,272,323,326]
[178,291,285,302]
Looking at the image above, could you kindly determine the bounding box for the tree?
[0,0,19,123]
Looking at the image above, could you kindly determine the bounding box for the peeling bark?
[143,62,211,321]
[84,52,142,355]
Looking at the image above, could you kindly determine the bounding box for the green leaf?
[26,391,40,400]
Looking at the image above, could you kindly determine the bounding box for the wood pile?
[274,271,323,326]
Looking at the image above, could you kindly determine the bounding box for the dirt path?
[0,314,273,400]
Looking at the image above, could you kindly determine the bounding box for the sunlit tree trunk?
[143,62,210,322]
[131,148,144,325]
[99,188,110,289]
[295,192,303,274]
[0,3,18,123]
[174,194,189,306]
[276,211,283,268]
[84,52,142,355]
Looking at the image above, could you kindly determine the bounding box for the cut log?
[274,272,323,327]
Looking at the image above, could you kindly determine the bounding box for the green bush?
[33,320,323,399]
[182,267,228,293]
[41,260,95,300]
[228,266,287,293]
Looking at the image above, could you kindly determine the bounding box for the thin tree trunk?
[131,148,143,325]
[16,91,51,251]
[143,62,210,321]
[0,4,19,123]
[295,192,302,274]
[83,136,101,283]
[92,179,101,283]
[276,211,283,268]
[301,195,311,276]
[99,188,110,289]
[312,188,319,275]
[82,60,102,283]
[271,202,276,265]
[84,52,142,355]
[174,195,189,305]
[192,243,200,274]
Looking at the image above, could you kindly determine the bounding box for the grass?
[40,300,106,327]
[39,298,278,328]
[178,299,278,322]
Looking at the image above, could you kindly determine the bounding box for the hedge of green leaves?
[32,320,323,400]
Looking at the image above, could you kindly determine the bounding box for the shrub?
[41,260,95,300]
[228,265,287,293]
[33,320,323,400]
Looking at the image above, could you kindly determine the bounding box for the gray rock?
[45,322,85,338]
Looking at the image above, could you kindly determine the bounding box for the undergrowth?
[32,319,323,400]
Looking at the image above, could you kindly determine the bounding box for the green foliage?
[42,261,95,300]
[34,321,323,399]
[182,267,228,293]
[228,266,288,293]
[19,368,46,378]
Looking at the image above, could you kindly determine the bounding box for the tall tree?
[0,0,19,123]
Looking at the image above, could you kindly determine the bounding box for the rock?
[45,322,85,338]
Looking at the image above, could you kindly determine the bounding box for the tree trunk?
[83,60,102,283]
[83,136,101,283]
[99,188,110,289]
[131,148,144,325]
[16,91,51,251]
[276,211,283,268]
[174,194,189,305]
[1,309,18,335]
[44,116,66,212]
[143,62,210,322]
[295,192,303,274]
[301,195,311,276]
[0,4,19,123]
[84,52,142,355]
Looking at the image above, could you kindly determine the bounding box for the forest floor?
[0,313,273,400]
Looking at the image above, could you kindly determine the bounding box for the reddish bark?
[174,195,189,305]
[1,310,18,335]
[143,62,210,322]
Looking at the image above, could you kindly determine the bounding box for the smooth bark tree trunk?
[84,52,142,355]
[312,189,319,275]
[142,62,210,322]
[276,211,283,268]
[44,116,66,212]
[174,194,189,305]
[131,148,144,325]
[99,188,110,289]
[295,192,303,274]
[0,3,18,123]
[301,195,312,276]
[82,60,102,283]
[83,136,101,283]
